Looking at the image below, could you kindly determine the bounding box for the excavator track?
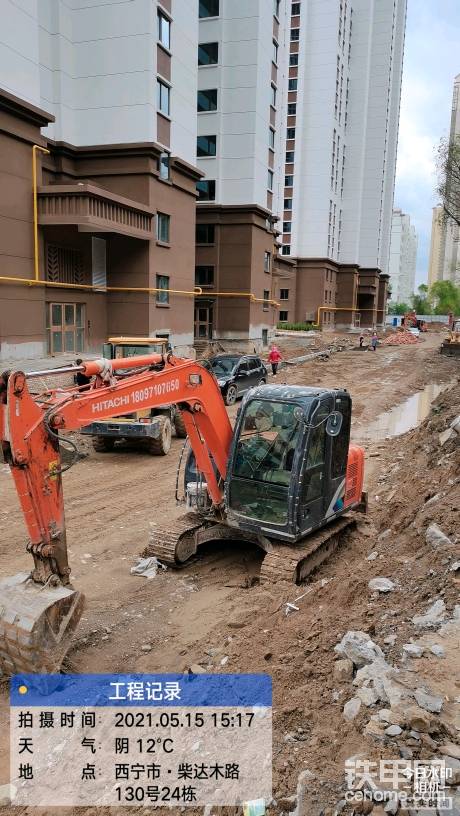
[259,516,355,585]
[146,513,205,567]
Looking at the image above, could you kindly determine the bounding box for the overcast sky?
[394,0,460,287]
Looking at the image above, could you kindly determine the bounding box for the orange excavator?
[0,352,365,675]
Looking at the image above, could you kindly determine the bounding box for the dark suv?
[203,354,268,405]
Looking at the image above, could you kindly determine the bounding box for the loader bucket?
[0,573,84,677]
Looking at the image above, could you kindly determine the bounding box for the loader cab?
[224,386,352,543]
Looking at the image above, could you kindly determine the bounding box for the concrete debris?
[449,561,460,572]
[378,528,392,541]
[430,644,445,657]
[439,743,460,760]
[439,427,457,446]
[384,724,402,737]
[343,696,362,721]
[450,414,460,433]
[335,631,384,667]
[454,604,460,619]
[405,705,434,733]
[412,599,446,628]
[189,664,206,675]
[384,635,397,646]
[378,709,392,723]
[357,686,379,706]
[368,577,395,593]
[414,688,443,713]
[333,658,354,682]
[140,644,152,652]
[402,643,424,658]
[367,550,379,561]
[425,523,452,548]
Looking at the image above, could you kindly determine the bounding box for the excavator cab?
[224,386,360,542]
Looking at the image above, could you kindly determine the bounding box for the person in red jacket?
[268,344,282,376]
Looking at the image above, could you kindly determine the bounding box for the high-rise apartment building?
[428,205,444,286]
[430,74,460,286]
[388,208,417,304]
[0,0,201,360]
[196,0,407,332]
[0,0,407,359]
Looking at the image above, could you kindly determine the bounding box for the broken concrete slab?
[343,696,362,721]
[335,630,385,667]
[402,643,424,658]
[425,523,452,548]
[368,577,396,593]
[412,599,446,628]
[414,688,443,713]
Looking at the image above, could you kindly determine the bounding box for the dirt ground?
[0,331,458,816]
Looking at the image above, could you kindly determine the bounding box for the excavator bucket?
[0,573,84,676]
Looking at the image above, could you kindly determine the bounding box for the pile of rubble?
[381,332,420,346]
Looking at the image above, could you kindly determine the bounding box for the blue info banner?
[10,673,272,707]
[10,673,273,807]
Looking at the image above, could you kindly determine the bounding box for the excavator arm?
[0,354,233,674]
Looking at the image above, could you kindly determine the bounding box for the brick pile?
[381,330,420,346]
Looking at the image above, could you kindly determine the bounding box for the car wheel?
[258,378,266,386]
[225,384,238,406]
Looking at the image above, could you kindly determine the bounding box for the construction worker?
[268,344,282,376]
[370,332,378,352]
[74,359,91,389]
[359,333,365,348]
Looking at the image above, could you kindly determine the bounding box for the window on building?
[157,79,170,116]
[281,245,291,255]
[263,290,270,311]
[284,198,293,210]
[289,53,299,67]
[156,275,170,304]
[279,310,288,322]
[264,251,271,272]
[156,212,170,243]
[46,301,85,355]
[286,150,295,163]
[288,78,298,91]
[196,224,215,244]
[286,127,296,139]
[283,221,292,233]
[269,127,275,149]
[274,0,280,17]
[290,28,300,41]
[197,88,217,112]
[285,174,294,187]
[267,169,274,191]
[273,40,278,64]
[271,84,277,107]
[287,102,297,116]
[158,11,171,49]
[198,42,219,66]
[159,152,170,180]
[280,289,289,300]
[196,179,216,200]
[199,0,219,17]
[195,265,214,286]
[197,134,217,157]
[292,2,301,14]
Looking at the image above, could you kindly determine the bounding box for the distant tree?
[429,280,460,315]
[387,301,410,315]
[411,284,432,314]
[436,135,460,227]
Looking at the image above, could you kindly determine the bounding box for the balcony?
[38,184,154,240]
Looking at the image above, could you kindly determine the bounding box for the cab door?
[298,398,332,532]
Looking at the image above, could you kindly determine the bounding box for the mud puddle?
[362,381,454,441]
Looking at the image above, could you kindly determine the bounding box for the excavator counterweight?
[0,354,365,676]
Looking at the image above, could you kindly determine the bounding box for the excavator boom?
[0,354,233,675]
